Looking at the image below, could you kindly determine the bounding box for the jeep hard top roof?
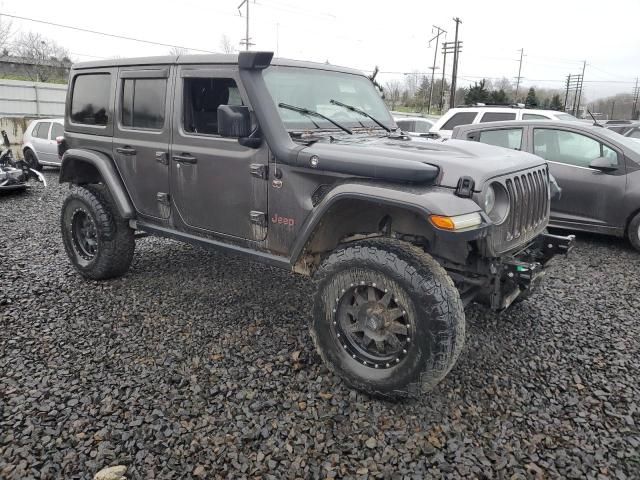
[71,54,364,76]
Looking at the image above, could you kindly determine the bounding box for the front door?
[113,67,172,219]
[531,127,627,231]
[170,66,268,240]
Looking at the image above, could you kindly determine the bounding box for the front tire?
[23,149,41,171]
[61,185,135,280]
[311,238,465,400]
[628,212,640,252]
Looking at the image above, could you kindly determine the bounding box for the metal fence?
[0,79,67,117]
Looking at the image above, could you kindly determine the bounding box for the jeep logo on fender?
[271,214,295,227]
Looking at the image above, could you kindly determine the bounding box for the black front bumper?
[490,232,575,310]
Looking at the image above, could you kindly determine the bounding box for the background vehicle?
[393,115,435,137]
[58,51,572,399]
[22,118,65,170]
[622,124,640,142]
[430,106,578,139]
[452,120,640,250]
[0,130,46,191]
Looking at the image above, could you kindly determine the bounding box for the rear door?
[46,122,64,164]
[530,127,627,231]
[113,67,172,219]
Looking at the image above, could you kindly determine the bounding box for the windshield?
[264,66,394,131]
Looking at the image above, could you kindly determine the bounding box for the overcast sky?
[2,0,639,101]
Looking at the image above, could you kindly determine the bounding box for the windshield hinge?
[250,163,268,179]
[455,176,475,198]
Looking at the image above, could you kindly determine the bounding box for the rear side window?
[522,113,550,120]
[50,123,64,139]
[478,128,523,150]
[480,112,516,122]
[628,129,640,139]
[70,73,111,126]
[33,122,50,139]
[121,78,167,130]
[441,112,477,130]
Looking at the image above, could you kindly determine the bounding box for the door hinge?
[249,210,267,227]
[250,163,268,179]
[157,192,171,204]
[155,151,169,165]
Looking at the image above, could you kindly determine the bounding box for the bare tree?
[14,32,69,82]
[220,34,235,54]
[0,17,12,55]
[168,46,189,56]
[384,80,402,110]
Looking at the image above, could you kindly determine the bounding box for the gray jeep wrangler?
[59,51,573,399]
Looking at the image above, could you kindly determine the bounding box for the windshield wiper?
[278,103,352,135]
[329,99,391,132]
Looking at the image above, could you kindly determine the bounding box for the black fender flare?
[59,149,135,219]
[288,183,489,264]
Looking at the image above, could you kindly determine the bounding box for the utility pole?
[449,17,462,108]
[238,0,254,50]
[632,77,639,120]
[440,43,448,112]
[427,26,446,114]
[574,60,586,117]
[564,74,571,111]
[514,48,524,103]
[442,41,462,111]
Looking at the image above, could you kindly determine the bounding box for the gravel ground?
[1,171,639,479]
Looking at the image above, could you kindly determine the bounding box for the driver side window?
[533,129,618,168]
[183,77,243,135]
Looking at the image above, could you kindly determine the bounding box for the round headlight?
[485,182,510,224]
[484,185,496,215]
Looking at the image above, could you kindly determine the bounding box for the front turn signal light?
[430,212,482,231]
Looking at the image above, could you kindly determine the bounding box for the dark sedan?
[451,120,640,251]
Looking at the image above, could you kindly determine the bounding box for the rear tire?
[311,238,465,400]
[628,212,640,252]
[61,185,135,280]
[23,149,41,171]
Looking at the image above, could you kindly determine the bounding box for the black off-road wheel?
[23,149,41,171]
[312,238,465,400]
[61,185,135,280]
[628,212,640,252]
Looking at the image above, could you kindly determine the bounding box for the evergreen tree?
[464,79,489,105]
[525,87,539,108]
[489,89,508,105]
[550,94,563,111]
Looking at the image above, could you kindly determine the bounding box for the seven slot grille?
[487,167,551,255]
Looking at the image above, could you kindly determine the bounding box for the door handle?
[173,153,197,164]
[116,147,137,156]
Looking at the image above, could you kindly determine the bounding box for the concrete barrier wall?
[0,116,40,159]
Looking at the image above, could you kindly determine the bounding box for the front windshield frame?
[263,65,395,132]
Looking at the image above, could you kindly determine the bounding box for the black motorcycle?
[0,129,46,192]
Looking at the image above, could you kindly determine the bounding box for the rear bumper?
[490,233,575,310]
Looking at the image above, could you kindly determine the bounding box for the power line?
[0,12,216,53]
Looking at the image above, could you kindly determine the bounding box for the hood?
[298,134,547,190]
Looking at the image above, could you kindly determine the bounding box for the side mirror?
[589,156,618,173]
[217,105,251,138]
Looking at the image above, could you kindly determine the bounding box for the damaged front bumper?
[490,233,575,310]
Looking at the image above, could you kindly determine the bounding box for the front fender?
[59,148,135,219]
[289,182,489,263]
